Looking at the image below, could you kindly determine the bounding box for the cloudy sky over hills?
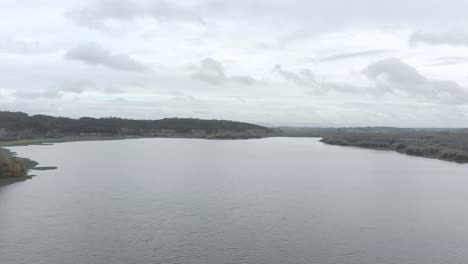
[2,0,468,126]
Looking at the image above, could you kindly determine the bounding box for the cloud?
[230,75,256,85]
[191,58,226,85]
[363,58,468,104]
[65,42,147,72]
[191,58,256,85]
[363,58,427,86]
[317,49,389,62]
[409,31,468,47]
[274,65,362,95]
[273,65,317,87]
[66,0,204,30]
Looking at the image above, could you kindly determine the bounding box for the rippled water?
[1,138,468,264]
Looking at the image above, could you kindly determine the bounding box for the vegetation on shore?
[0,148,37,179]
[0,111,273,142]
[319,127,468,163]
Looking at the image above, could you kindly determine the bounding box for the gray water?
[1,137,468,264]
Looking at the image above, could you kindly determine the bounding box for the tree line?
[0,111,272,141]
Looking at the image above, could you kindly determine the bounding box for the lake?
[1,137,468,264]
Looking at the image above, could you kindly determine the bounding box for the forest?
[0,111,273,142]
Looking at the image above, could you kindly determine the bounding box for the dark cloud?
[65,42,147,72]
[409,31,468,47]
[191,58,256,85]
[317,49,389,62]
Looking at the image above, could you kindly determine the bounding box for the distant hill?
[0,111,273,142]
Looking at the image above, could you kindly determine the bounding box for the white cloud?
[191,58,257,85]
[65,42,147,72]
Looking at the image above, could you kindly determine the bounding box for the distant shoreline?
[320,137,468,164]
[0,135,143,147]
[0,133,273,148]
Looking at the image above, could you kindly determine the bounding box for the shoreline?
[0,134,274,187]
[320,138,468,164]
[0,136,142,186]
[0,133,275,148]
[0,135,144,147]
[0,150,39,187]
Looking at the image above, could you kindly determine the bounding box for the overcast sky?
[2,0,468,127]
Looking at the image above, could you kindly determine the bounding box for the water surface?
[1,138,468,264]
